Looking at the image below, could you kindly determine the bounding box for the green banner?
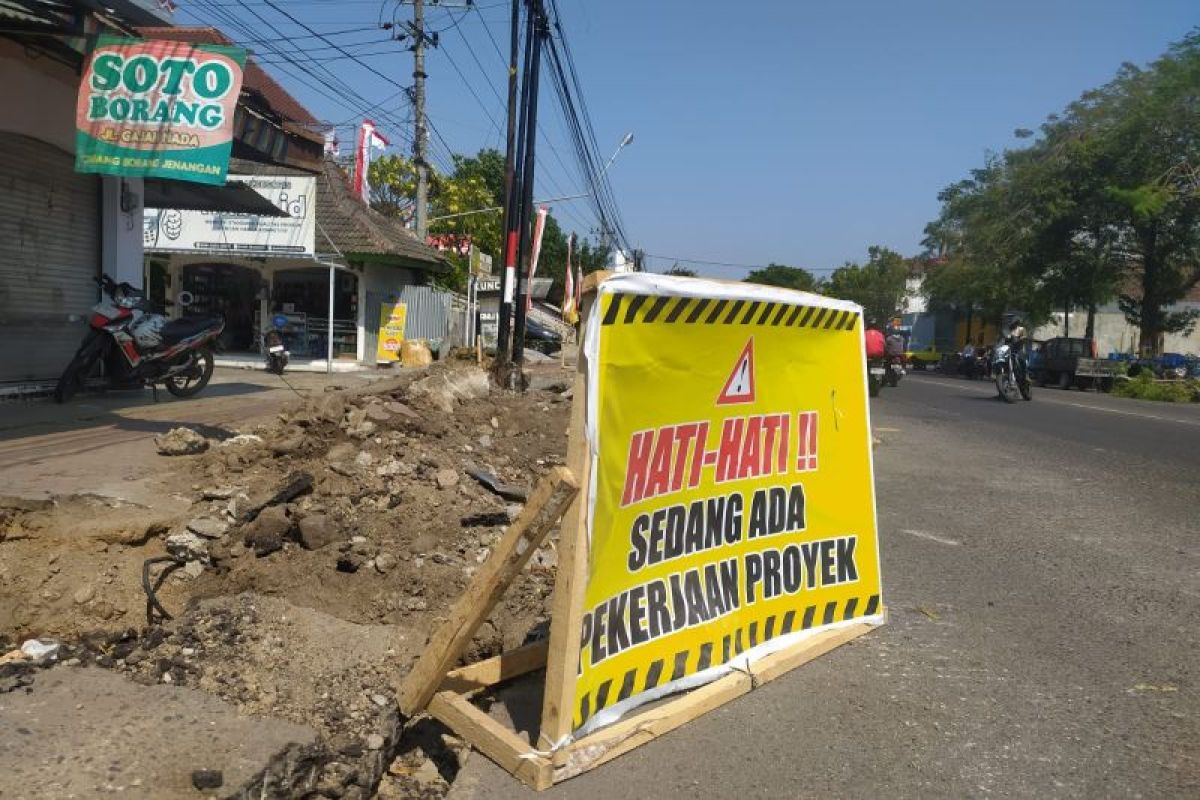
[75,36,246,185]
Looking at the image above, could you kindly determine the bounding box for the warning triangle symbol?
[717,338,756,405]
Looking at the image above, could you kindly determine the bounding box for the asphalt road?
[453,373,1199,799]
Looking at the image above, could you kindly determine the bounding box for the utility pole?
[511,0,546,368]
[496,0,536,376]
[494,0,523,372]
[412,0,429,239]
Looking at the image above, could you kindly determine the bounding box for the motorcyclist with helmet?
[1001,313,1029,368]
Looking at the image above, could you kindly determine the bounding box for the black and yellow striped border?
[575,593,880,728]
[601,294,860,331]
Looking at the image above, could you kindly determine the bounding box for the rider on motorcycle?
[865,320,886,360]
[999,313,1030,382]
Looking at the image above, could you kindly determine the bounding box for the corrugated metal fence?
[364,284,468,362]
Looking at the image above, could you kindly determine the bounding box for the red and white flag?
[526,207,549,313]
[575,262,583,319]
[562,233,576,320]
[354,120,389,204]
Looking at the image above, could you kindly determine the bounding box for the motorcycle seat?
[160,316,223,345]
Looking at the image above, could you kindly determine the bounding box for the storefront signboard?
[144,175,316,256]
[76,36,246,184]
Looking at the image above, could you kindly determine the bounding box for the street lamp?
[602,131,634,175]
[598,132,634,263]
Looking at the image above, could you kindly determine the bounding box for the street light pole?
[597,131,633,255]
[602,131,634,175]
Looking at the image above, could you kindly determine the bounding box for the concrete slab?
[0,667,318,799]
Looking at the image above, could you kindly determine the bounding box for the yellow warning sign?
[717,338,756,405]
[574,275,883,733]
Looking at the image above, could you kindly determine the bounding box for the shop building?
[145,157,447,371]
[0,10,325,386]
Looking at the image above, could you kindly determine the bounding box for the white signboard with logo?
[143,174,316,256]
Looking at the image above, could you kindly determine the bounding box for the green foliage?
[923,30,1200,353]
[665,265,698,277]
[1111,372,1200,402]
[369,147,595,295]
[449,148,506,199]
[743,263,820,292]
[824,246,909,323]
[368,154,422,224]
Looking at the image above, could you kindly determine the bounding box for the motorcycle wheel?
[53,333,104,403]
[267,356,285,375]
[868,375,881,397]
[996,372,1017,403]
[1020,380,1033,401]
[165,347,214,398]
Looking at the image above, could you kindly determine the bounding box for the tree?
[449,149,505,199]
[824,246,909,323]
[924,31,1200,354]
[743,263,820,292]
[665,265,698,277]
[371,148,598,295]
[368,154,424,226]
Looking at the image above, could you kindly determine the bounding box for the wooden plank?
[440,640,549,695]
[538,343,594,753]
[397,467,579,715]
[428,691,552,790]
[581,269,613,295]
[554,619,879,782]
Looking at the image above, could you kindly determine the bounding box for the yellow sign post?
[375,302,407,363]
[396,272,885,789]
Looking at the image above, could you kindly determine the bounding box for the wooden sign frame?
[396,272,884,790]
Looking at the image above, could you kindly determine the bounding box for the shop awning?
[0,0,74,33]
[143,178,289,216]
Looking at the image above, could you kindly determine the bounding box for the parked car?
[524,318,563,355]
[1032,337,1122,391]
[1125,353,1200,379]
[1155,353,1199,379]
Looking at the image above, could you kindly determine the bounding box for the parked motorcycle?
[53,276,224,403]
[263,327,289,375]
[993,342,1032,403]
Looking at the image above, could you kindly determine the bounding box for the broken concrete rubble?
[409,368,489,414]
[244,505,292,557]
[187,516,228,539]
[297,514,342,550]
[3,361,573,799]
[154,427,208,456]
[165,529,208,562]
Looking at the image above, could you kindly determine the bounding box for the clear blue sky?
[179,0,1197,277]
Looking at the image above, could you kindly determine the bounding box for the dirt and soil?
[0,360,573,798]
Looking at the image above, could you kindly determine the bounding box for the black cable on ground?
[142,556,185,625]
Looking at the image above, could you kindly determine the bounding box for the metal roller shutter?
[0,132,101,383]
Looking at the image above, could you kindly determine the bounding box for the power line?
[445,8,587,201]
[185,0,454,174]
[260,0,412,92]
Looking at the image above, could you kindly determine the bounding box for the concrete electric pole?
[412,0,429,239]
